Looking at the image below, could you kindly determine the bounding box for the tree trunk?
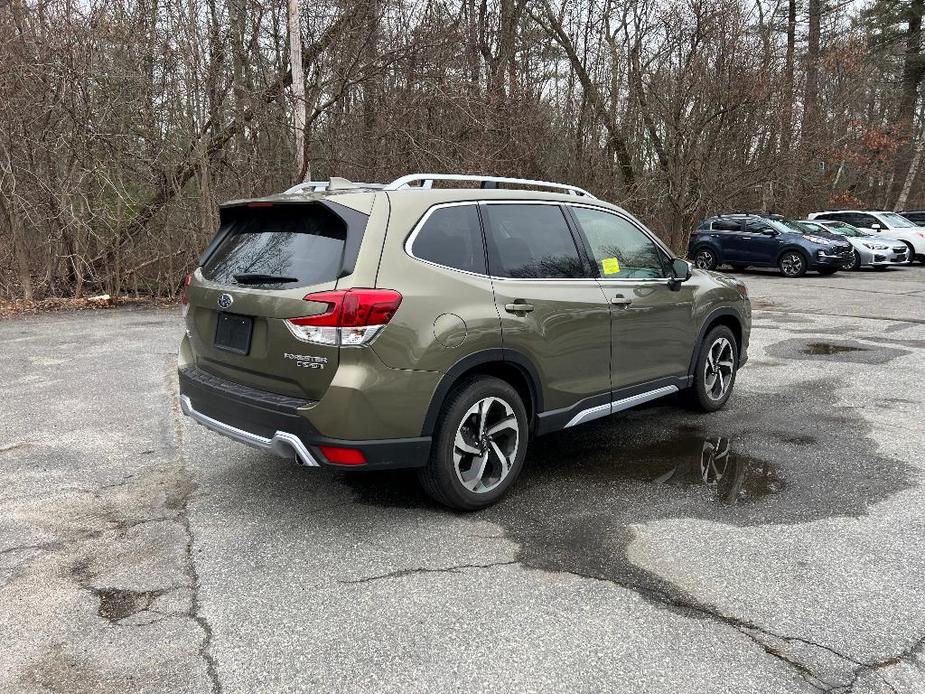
[801,0,821,143]
[781,0,796,153]
[889,0,925,204]
[895,104,925,210]
[288,0,307,181]
[1,196,33,301]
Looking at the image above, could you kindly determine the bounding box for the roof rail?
[384,173,596,198]
[283,178,384,195]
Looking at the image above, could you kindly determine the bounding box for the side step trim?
[564,385,679,428]
[179,395,319,467]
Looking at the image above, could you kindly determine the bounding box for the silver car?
[800,219,909,270]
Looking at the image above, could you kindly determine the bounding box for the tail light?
[285,288,402,347]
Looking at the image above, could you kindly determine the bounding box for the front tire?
[682,326,738,412]
[847,250,862,271]
[418,377,528,511]
[779,250,808,277]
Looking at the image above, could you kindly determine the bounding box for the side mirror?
[669,258,692,289]
[870,223,881,231]
[759,228,779,236]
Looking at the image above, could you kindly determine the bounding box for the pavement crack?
[168,356,222,694]
[536,566,860,691]
[341,560,519,585]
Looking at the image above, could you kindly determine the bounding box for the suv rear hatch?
[184,198,372,401]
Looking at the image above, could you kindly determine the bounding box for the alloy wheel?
[453,396,520,494]
[780,253,804,277]
[704,337,735,401]
[694,250,715,270]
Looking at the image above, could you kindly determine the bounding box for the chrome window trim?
[403,198,678,283]
[403,201,490,278]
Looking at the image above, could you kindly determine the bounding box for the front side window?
[410,205,486,274]
[847,213,878,228]
[881,212,917,228]
[744,220,774,233]
[571,207,667,279]
[712,219,742,232]
[483,204,586,279]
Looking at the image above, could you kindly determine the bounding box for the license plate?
[214,313,253,355]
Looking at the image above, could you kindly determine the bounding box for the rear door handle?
[504,301,535,313]
[611,296,633,306]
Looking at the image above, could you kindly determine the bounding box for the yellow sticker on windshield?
[602,257,621,275]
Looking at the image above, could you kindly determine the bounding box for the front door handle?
[611,296,633,306]
[504,301,535,313]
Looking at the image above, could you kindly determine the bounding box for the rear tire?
[693,248,718,271]
[779,250,808,277]
[418,377,528,511]
[681,326,738,412]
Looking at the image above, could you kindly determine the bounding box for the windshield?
[881,212,917,228]
[818,221,866,237]
[766,218,812,234]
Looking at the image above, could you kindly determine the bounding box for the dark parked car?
[689,214,854,277]
[899,210,925,226]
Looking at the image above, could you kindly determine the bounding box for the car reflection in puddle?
[650,436,783,505]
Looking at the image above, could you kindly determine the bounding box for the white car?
[807,210,925,264]
[800,219,909,269]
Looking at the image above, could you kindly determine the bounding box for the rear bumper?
[178,366,431,470]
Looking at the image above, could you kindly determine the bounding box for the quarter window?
[571,207,667,279]
[483,204,586,279]
[410,205,486,274]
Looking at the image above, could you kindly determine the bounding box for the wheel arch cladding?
[688,309,743,376]
[420,349,541,437]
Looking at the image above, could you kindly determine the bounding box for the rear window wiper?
[233,273,299,284]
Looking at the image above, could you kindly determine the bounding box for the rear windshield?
[202,203,351,288]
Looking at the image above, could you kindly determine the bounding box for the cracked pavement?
[1,266,924,693]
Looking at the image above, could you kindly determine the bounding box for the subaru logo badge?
[217,293,233,309]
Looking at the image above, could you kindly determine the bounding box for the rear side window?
[410,205,486,274]
[483,204,585,279]
[712,219,742,231]
[571,207,667,279]
[202,203,357,288]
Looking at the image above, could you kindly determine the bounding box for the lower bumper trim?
[179,394,320,467]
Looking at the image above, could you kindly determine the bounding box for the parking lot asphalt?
[1,265,924,694]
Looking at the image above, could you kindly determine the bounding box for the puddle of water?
[802,342,866,355]
[647,436,782,505]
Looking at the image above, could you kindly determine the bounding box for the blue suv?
[689,214,854,277]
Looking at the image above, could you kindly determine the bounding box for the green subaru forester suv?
[179,174,751,509]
